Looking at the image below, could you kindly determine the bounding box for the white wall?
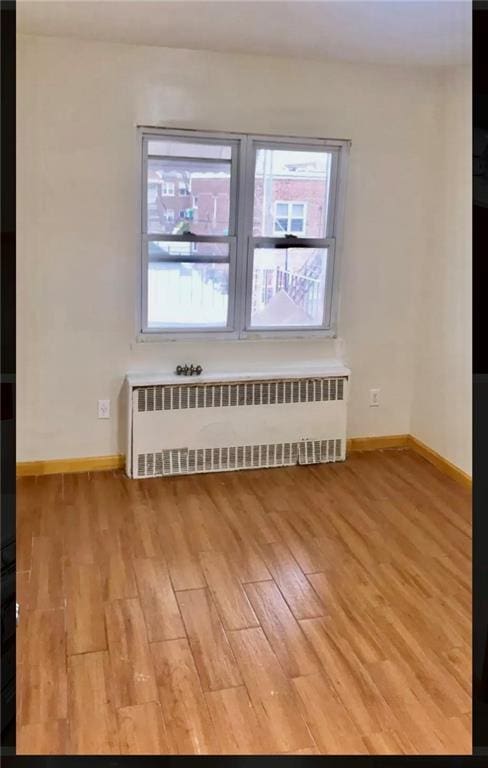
[17,34,450,462]
[411,66,472,475]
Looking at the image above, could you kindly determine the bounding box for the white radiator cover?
[125,365,350,479]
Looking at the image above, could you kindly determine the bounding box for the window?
[273,201,306,235]
[140,129,349,337]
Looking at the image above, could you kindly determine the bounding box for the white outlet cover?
[369,389,380,407]
[98,399,110,418]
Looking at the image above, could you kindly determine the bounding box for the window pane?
[290,219,304,233]
[276,202,288,216]
[148,262,229,328]
[147,157,231,235]
[253,148,332,237]
[250,247,328,328]
[148,240,229,261]
[148,140,232,160]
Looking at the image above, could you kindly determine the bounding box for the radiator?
[125,368,349,479]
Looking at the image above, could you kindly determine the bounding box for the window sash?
[142,133,241,238]
[251,140,340,240]
[242,138,342,335]
[142,236,238,334]
[139,128,349,339]
[243,237,336,333]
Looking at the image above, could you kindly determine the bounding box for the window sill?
[136,328,337,343]
[239,329,336,341]
[137,330,240,343]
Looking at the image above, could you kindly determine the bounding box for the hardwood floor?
[16,449,472,755]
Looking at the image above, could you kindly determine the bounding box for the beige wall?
[17,34,465,463]
[411,66,472,474]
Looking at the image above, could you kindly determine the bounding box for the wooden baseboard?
[18,440,408,477]
[347,433,471,489]
[347,434,409,452]
[406,435,472,490]
[16,454,124,477]
[16,435,472,489]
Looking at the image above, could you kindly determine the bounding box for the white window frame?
[137,127,350,342]
[140,128,241,339]
[162,181,175,197]
[273,200,307,236]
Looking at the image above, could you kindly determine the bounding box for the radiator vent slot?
[136,439,344,478]
[137,377,346,413]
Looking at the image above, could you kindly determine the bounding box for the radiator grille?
[136,438,344,478]
[298,438,343,465]
[136,377,346,413]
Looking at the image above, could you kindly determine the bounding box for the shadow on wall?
[117,383,128,461]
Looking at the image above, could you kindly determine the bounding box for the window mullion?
[236,134,255,336]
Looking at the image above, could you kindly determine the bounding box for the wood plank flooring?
[16,449,471,755]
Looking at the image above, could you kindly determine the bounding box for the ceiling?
[18,0,471,68]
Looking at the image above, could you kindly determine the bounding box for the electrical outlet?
[369,388,380,407]
[98,399,110,419]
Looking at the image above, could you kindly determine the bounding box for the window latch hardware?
[275,235,308,249]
